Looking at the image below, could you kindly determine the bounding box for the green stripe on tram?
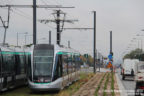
[56,52,68,55]
[34,82,51,84]
[0,52,15,54]
[56,51,80,55]
[0,51,31,55]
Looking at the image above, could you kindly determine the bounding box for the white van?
[121,59,139,80]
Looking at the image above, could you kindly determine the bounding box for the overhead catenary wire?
[10,8,55,29]
[39,2,100,55]
[39,0,56,21]
[12,8,32,20]
[42,0,61,7]
[40,0,56,11]
[1,0,13,5]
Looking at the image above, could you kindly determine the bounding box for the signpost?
[106,31,113,71]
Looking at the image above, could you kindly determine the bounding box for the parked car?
[135,61,144,96]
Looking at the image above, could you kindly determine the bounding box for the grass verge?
[111,72,115,96]
[57,73,94,96]
[103,73,110,96]
[94,73,106,96]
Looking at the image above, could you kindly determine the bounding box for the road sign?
[108,54,113,60]
[76,57,80,61]
[107,61,112,68]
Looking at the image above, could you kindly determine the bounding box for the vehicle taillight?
[122,69,125,73]
[37,80,40,82]
[138,71,141,73]
[139,86,144,89]
[139,77,143,79]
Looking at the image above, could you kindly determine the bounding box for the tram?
[0,45,31,92]
[28,44,81,91]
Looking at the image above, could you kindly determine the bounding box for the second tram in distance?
[0,45,31,92]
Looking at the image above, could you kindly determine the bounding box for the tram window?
[19,55,25,74]
[28,54,32,79]
[57,55,62,77]
[15,55,20,74]
[2,52,15,73]
[68,55,73,73]
[34,50,54,77]
[62,55,68,76]
[53,54,62,80]
[73,55,76,72]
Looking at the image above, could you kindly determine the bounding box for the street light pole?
[25,34,26,45]
[68,41,70,48]
[17,32,18,46]
[49,31,51,45]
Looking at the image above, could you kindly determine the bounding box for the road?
[117,69,136,96]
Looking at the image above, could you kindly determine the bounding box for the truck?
[121,59,139,80]
[135,61,144,96]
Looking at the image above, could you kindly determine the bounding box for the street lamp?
[136,35,143,51]
[17,32,28,46]
[131,37,141,50]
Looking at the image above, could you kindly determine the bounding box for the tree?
[79,54,94,66]
[123,48,143,60]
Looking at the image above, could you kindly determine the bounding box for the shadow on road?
[29,90,59,95]
[122,79,134,81]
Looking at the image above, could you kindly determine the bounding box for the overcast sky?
[0,0,144,64]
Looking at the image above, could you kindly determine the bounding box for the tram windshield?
[33,50,54,77]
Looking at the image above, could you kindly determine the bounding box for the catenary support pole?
[17,32,18,46]
[93,11,96,73]
[3,28,7,45]
[110,31,112,53]
[33,0,37,45]
[68,41,70,48]
[56,10,61,45]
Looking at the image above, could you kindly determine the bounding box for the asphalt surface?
[117,69,136,96]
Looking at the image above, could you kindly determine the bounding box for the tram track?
[72,73,104,96]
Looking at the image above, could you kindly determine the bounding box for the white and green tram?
[28,44,81,91]
[0,46,31,92]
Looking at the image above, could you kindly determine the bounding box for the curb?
[115,73,128,96]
